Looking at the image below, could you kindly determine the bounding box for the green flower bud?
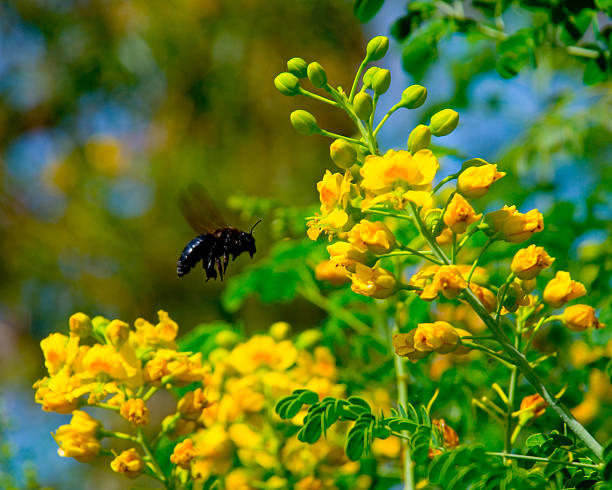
[269,321,291,341]
[499,280,527,313]
[371,69,391,95]
[330,139,358,169]
[353,92,373,120]
[429,109,459,136]
[92,315,109,339]
[307,62,327,88]
[215,330,240,348]
[366,36,389,61]
[290,110,319,135]
[407,124,431,153]
[399,85,427,109]
[274,72,301,96]
[362,66,380,89]
[424,208,445,237]
[287,57,308,78]
[295,329,323,349]
[69,312,92,339]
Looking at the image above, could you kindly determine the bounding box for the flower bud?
[106,319,129,348]
[543,271,586,308]
[510,245,554,280]
[350,264,396,299]
[429,109,459,136]
[499,279,529,313]
[329,139,357,169]
[111,449,144,479]
[215,330,240,348]
[483,205,543,243]
[562,305,605,331]
[424,208,444,237]
[457,163,505,198]
[295,329,323,349]
[307,62,327,88]
[170,438,197,469]
[518,394,546,425]
[366,36,389,61]
[315,260,350,286]
[91,315,109,338]
[274,72,300,96]
[177,388,211,420]
[269,321,291,340]
[287,57,308,78]
[414,321,460,354]
[443,193,482,234]
[69,312,92,338]
[407,124,431,153]
[371,69,391,95]
[120,399,149,426]
[519,278,537,294]
[353,92,373,120]
[362,66,380,89]
[399,85,427,109]
[290,110,319,135]
[393,330,429,363]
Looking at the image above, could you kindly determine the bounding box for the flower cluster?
[165,327,360,489]
[34,310,210,483]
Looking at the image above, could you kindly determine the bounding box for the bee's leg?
[204,255,216,280]
[216,256,224,280]
[223,253,229,273]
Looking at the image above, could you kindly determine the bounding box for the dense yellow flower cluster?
[166,330,359,488]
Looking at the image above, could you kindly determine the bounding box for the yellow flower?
[562,305,604,331]
[144,349,208,385]
[518,394,546,424]
[327,241,369,271]
[468,284,497,313]
[543,271,587,308]
[361,149,438,193]
[347,219,396,255]
[106,319,130,348]
[227,335,297,375]
[170,438,197,469]
[510,245,554,280]
[40,333,80,376]
[317,170,352,215]
[33,371,82,414]
[191,425,232,480]
[393,330,432,363]
[429,419,459,458]
[457,163,505,198]
[52,411,101,463]
[78,343,142,386]
[421,265,467,301]
[295,476,324,490]
[414,321,460,354]
[570,341,605,368]
[110,448,144,479]
[225,469,254,490]
[120,398,149,426]
[178,388,211,420]
[69,312,92,338]
[350,264,396,299]
[484,205,543,243]
[571,394,600,426]
[443,194,482,234]
[306,209,350,241]
[314,260,350,286]
[131,310,178,351]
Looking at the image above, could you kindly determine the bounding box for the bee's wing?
[178,183,227,234]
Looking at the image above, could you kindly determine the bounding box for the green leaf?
[353,0,385,23]
[348,397,372,413]
[346,427,366,461]
[298,416,323,444]
[526,433,548,448]
[178,321,234,355]
[429,451,453,483]
[298,390,319,405]
[548,433,573,447]
[584,57,608,85]
[496,29,533,78]
[401,19,448,80]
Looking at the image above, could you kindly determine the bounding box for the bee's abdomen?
[177,234,211,277]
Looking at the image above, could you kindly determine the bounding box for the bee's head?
[241,219,262,258]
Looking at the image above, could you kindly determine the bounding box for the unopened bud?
[353,92,373,120]
[366,36,389,61]
[330,139,357,169]
[407,124,431,153]
[215,330,240,348]
[371,69,391,95]
[429,109,459,136]
[274,72,300,96]
[295,329,323,349]
[399,85,427,109]
[287,57,308,78]
[106,319,129,348]
[307,62,327,88]
[460,157,488,171]
[362,67,380,89]
[424,208,444,237]
[290,110,319,135]
[69,312,92,338]
[269,321,291,341]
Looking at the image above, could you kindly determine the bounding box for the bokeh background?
[1,0,611,488]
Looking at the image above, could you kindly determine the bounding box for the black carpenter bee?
[177,184,261,281]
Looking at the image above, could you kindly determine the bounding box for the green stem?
[298,88,340,107]
[389,320,415,490]
[143,386,158,402]
[100,430,138,443]
[318,129,368,147]
[431,174,459,194]
[406,201,604,460]
[467,237,495,284]
[504,334,520,462]
[378,249,442,265]
[349,59,369,103]
[462,342,514,367]
[373,106,398,136]
[137,427,168,486]
[486,452,602,470]
[367,209,413,222]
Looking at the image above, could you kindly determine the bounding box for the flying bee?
[177,184,261,281]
